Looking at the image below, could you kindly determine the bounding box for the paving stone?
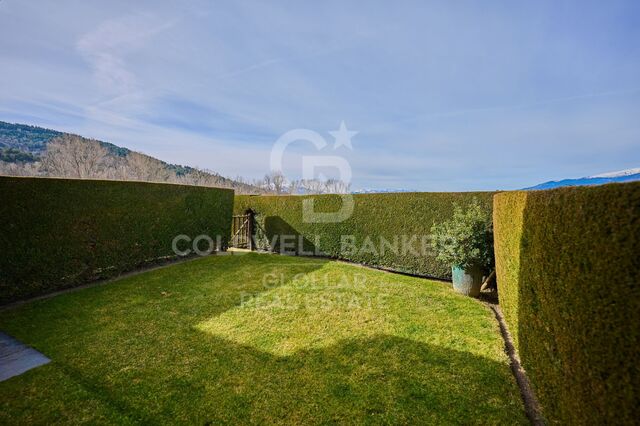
[0,332,50,382]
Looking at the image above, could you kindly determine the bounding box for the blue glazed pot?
[451,265,483,297]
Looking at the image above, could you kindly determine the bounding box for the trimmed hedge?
[494,182,640,424]
[0,177,233,304]
[234,192,494,279]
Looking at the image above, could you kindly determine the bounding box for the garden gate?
[230,211,254,250]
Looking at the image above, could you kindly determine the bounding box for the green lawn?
[0,254,526,424]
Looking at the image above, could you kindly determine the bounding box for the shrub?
[493,182,640,424]
[0,176,234,304]
[234,191,494,279]
[430,199,494,270]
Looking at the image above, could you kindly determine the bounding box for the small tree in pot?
[430,199,494,297]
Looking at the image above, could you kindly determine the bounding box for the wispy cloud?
[76,12,177,93]
[1,0,639,190]
[370,87,640,132]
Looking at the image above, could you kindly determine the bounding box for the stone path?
[0,332,50,382]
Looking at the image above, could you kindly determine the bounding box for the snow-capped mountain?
[525,168,640,190]
[590,168,640,178]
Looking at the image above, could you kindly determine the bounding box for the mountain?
[525,168,640,190]
[0,121,266,194]
[590,168,640,178]
[0,121,130,158]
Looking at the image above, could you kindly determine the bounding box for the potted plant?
[430,199,494,297]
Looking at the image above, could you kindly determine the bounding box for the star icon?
[330,121,357,150]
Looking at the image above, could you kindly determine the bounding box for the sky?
[1,0,639,191]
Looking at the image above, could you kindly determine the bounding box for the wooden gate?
[230,211,254,249]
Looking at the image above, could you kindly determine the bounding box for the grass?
[0,253,526,424]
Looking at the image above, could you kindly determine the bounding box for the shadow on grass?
[0,254,526,424]
[3,333,526,424]
[151,334,526,424]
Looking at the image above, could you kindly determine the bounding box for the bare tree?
[124,151,173,182]
[102,158,130,180]
[41,135,111,178]
[2,132,270,194]
[0,160,42,177]
[259,171,287,194]
[299,179,325,194]
[288,179,300,194]
[324,178,351,194]
[262,173,272,191]
[291,178,351,194]
[178,168,216,187]
[271,171,286,194]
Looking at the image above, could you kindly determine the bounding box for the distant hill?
[525,168,640,190]
[0,121,61,155]
[0,121,131,158]
[0,121,266,194]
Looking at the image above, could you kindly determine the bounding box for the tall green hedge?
[235,191,494,279]
[493,182,640,424]
[0,177,233,304]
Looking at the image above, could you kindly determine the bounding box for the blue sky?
[1,0,639,190]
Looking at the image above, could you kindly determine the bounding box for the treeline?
[0,134,350,195]
[0,135,267,194]
[259,170,351,194]
[0,121,61,154]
